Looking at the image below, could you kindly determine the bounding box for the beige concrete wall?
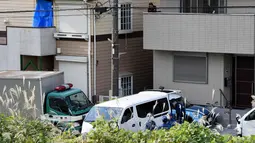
[0,0,35,31]
[153,51,225,105]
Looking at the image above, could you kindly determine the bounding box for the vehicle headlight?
[73,122,80,127]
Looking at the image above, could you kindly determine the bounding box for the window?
[118,3,132,33]
[68,92,92,111]
[121,107,133,124]
[180,0,227,14]
[173,55,208,83]
[153,98,169,115]
[119,74,133,96]
[136,98,169,118]
[84,106,123,122]
[49,98,69,115]
[245,110,255,121]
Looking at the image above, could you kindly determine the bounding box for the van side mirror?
[236,114,241,124]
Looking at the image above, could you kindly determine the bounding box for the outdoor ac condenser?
[99,95,110,103]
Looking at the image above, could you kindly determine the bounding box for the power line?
[0,6,255,14]
[0,12,148,19]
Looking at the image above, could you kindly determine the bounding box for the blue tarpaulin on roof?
[33,0,53,27]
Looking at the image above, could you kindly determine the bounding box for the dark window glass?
[121,107,133,124]
[49,98,69,115]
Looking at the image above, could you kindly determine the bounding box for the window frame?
[118,2,133,34]
[120,106,134,124]
[136,97,170,118]
[173,53,208,84]
[49,97,70,115]
[119,73,133,96]
[245,110,255,121]
[180,0,227,14]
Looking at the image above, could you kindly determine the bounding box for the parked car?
[146,88,210,122]
[81,91,174,134]
[236,107,255,137]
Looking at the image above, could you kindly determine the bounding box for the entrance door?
[234,56,254,108]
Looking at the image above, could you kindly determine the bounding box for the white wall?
[144,13,255,54]
[7,27,56,56]
[0,44,20,71]
[153,51,225,105]
[56,56,88,97]
[0,45,7,70]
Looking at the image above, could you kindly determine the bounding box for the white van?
[81,91,171,134]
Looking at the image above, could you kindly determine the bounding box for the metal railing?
[219,89,232,126]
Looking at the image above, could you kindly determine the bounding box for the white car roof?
[95,91,169,108]
[168,93,182,100]
[146,89,182,100]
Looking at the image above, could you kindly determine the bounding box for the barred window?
[119,74,133,96]
[119,3,132,33]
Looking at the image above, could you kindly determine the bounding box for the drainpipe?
[87,8,92,101]
[93,10,97,96]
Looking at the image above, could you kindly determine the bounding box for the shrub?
[0,114,61,143]
[86,118,255,143]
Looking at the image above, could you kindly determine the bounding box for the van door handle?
[49,115,53,118]
[132,124,135,127]
[139,122,141,126]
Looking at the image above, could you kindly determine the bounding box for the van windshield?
[68,92,92,111]
[84,106,123,122]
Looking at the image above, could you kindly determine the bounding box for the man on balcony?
[148,2,157,12]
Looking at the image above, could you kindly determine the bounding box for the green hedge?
[1,114,255,143]
[86,118,255,143]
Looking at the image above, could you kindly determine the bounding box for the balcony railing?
[7,27,56,56]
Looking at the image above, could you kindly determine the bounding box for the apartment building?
[144,0,255,108]
[0,0,153,100]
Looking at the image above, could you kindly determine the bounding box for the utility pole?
[111,0,119,96]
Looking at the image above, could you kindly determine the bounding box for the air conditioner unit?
[53,33,89,40]
[99,95,110,103]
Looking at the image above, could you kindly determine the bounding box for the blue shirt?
[158,119,176,130]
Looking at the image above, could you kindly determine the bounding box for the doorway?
[232,56,254,108]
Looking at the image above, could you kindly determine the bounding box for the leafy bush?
[0,114,60,143]
[86,118,255,143]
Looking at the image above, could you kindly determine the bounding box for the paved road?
[214,108,251,136]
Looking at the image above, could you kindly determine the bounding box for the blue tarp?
[33,0,53,27]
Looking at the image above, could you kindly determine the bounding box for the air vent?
[54,32,89,40]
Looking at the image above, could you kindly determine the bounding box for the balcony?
[143,12,255,54]
[7,27,56,56]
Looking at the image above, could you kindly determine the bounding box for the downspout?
[93,10,97,96]
[88,8,92,101]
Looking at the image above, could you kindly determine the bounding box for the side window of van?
[153,98,169,115]
[121,107,133,124]
[136,100,157,118]
[245,110,255,121]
